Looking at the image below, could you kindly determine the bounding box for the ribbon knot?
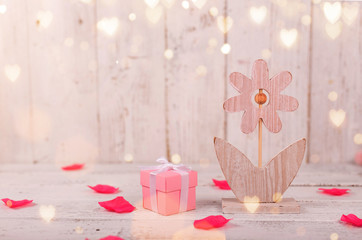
[151,157,191,174]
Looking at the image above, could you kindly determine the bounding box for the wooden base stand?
[222,198,300,214]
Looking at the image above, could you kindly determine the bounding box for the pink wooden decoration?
[215,59,307,208]
[223,59,299,134]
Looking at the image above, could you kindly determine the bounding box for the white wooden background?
[0,0,361,165]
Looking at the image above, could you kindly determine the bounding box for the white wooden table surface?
[1,163,362,240]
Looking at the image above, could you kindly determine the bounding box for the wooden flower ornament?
[223,59,299,134]
[214,59,306,206]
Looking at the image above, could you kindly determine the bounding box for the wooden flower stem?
[258,119,262,168]
[258,89,262,168]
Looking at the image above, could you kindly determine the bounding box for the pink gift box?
[140,169,197,216]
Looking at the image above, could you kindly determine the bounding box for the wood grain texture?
[309,2,362,163]
[0,0,33,162]
[222,197,300,214]
[1,163,362,239]
[166,0,225,163]
[0,1,360,164]
[26,0,99,165]
[214,137,306,202]
[97,0,166,162]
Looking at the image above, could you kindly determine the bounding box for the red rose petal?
[88,184,119,194]
[318,188,350,196]
[341,214,362,227]
[212,179,231,190]
[194,215,231,230]
[2,198,33,208]
[98,197,135,213]
[100,236,124,240]
[85,236,124,240]
[62,163,84,171]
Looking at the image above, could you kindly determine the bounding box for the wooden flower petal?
[224,60,299,135]
[251,59,269,89]
[262,110,282,133]
[241,110,259,134]
[229,72,252,93]
[98,197,135,213]
[269,71,292,92]
[277,95,299,112]
[223,94,250,113]
[341,214,362,227]
[88,185,119,194]
[194,215,231,230]
[2,198,33,208]
[212,179,231,190]
[100,236,124,240]
[319,188,350,196]
[62,163,84,171]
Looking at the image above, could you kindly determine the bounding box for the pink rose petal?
[62,163,84,171]
[2,198,33,208]
[85,237,124,240]
[98,197,135,213]
[341,214,362,227]
[318,188,350,196]
[100,236,124,240]
[88,184,119,194]
[194,215,231,230]
[212,179,231,190]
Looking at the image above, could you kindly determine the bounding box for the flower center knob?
[255,92,267,105]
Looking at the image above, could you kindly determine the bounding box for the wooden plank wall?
[0,0,360,165]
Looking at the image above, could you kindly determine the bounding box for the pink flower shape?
[223,59,299,133]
